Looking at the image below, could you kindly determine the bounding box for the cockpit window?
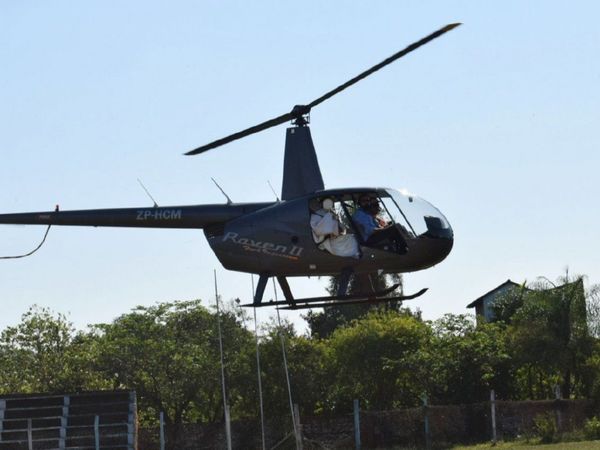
[387,189,450,237]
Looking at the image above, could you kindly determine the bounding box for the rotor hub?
[290,104,310,126]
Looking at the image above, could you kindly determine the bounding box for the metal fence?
[138,397,599,450]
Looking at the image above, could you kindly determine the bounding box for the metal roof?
[466,279,522,309]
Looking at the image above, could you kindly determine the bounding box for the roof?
[466,279,522,309]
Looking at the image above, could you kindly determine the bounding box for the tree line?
[0,273,599,443]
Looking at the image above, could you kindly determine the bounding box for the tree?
[507,275,593,399]
[428,314,513,403]
[304,272,403,338]
[586,283,600,339]
[91,300,254,449]
[324,310,430,411]
[490,283,529,324]
[254,317,326,422]
[0,305,102,393]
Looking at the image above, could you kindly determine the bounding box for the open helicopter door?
[281,126,324,201]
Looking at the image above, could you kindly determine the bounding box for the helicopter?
[0,24,459,310]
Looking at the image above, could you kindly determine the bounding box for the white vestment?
[310,209,359,258]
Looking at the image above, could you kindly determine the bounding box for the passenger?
[352,194,398,246]
[310,198,359,258]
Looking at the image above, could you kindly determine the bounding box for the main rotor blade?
[307,23,461,110]
[186,23,460,156]
[186,111,293,155]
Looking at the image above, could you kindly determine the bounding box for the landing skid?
[243,283,401,307]
[242,283,428,310]
[277,288,428,310]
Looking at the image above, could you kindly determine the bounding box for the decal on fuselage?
[136,209,182,221]
[223,232,303,260]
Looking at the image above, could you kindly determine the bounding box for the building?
[467,277,586,325]
[466,279,523,323]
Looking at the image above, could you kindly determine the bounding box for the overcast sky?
[1,1,599,332]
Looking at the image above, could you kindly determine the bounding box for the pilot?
[352,194,398,246]
[310,198,359,258]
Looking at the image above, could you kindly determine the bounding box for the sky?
[1,1,599,333]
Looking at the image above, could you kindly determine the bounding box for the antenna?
[267,180,280,202]
[211,178,232,205]
[137,179,159,208]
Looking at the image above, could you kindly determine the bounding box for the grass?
[452,440,600,450]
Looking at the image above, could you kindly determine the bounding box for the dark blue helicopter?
[0,24,459,309]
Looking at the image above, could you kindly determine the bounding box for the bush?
[583,416,600,440]
[533,412,558,444]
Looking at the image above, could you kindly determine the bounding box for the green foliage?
[0,272,599,441]
[507,276,594,399]
[583,416,600,440]
[257,318,326,422]
[429,315,513,403]
[324,310,430,411]
[490,284,527,324]
[0,305,106,393]
[581,341,600,402]
[91,300,254,429]
[303,272,403,338]
[533,412,559,443]
[586,285,600,339]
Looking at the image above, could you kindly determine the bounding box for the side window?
[332,199,352,234]
[308,196,361,258]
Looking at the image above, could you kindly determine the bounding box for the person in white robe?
[310,198,360,258]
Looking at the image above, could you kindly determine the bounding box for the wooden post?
[293,404,303,450]
[422,394,431,450]
[27,418,33,450]
[159,411,165,450]
[353,399,361,450]
[490,390,497,445]
[94,415,100,450]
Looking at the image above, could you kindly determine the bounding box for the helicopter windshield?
[386,189,451,238]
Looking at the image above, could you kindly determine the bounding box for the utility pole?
[214,270,232,450]
[251,276,267,450]
[273,279,301,450]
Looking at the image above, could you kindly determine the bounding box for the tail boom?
[0,203,273,229]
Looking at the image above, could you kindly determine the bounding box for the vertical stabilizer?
[281,126,324,200]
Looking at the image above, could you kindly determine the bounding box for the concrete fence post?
[27,418,33,450]
[490,389,497,445]
[159,411,165,450]
[128,392,137,450]
[554,385,562,431]
[293,404,303,450]
[94,415,100,450]
[353,399,361,450]
[422,394,431,450]
[59,395,69,450]
[0,399,5,441]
